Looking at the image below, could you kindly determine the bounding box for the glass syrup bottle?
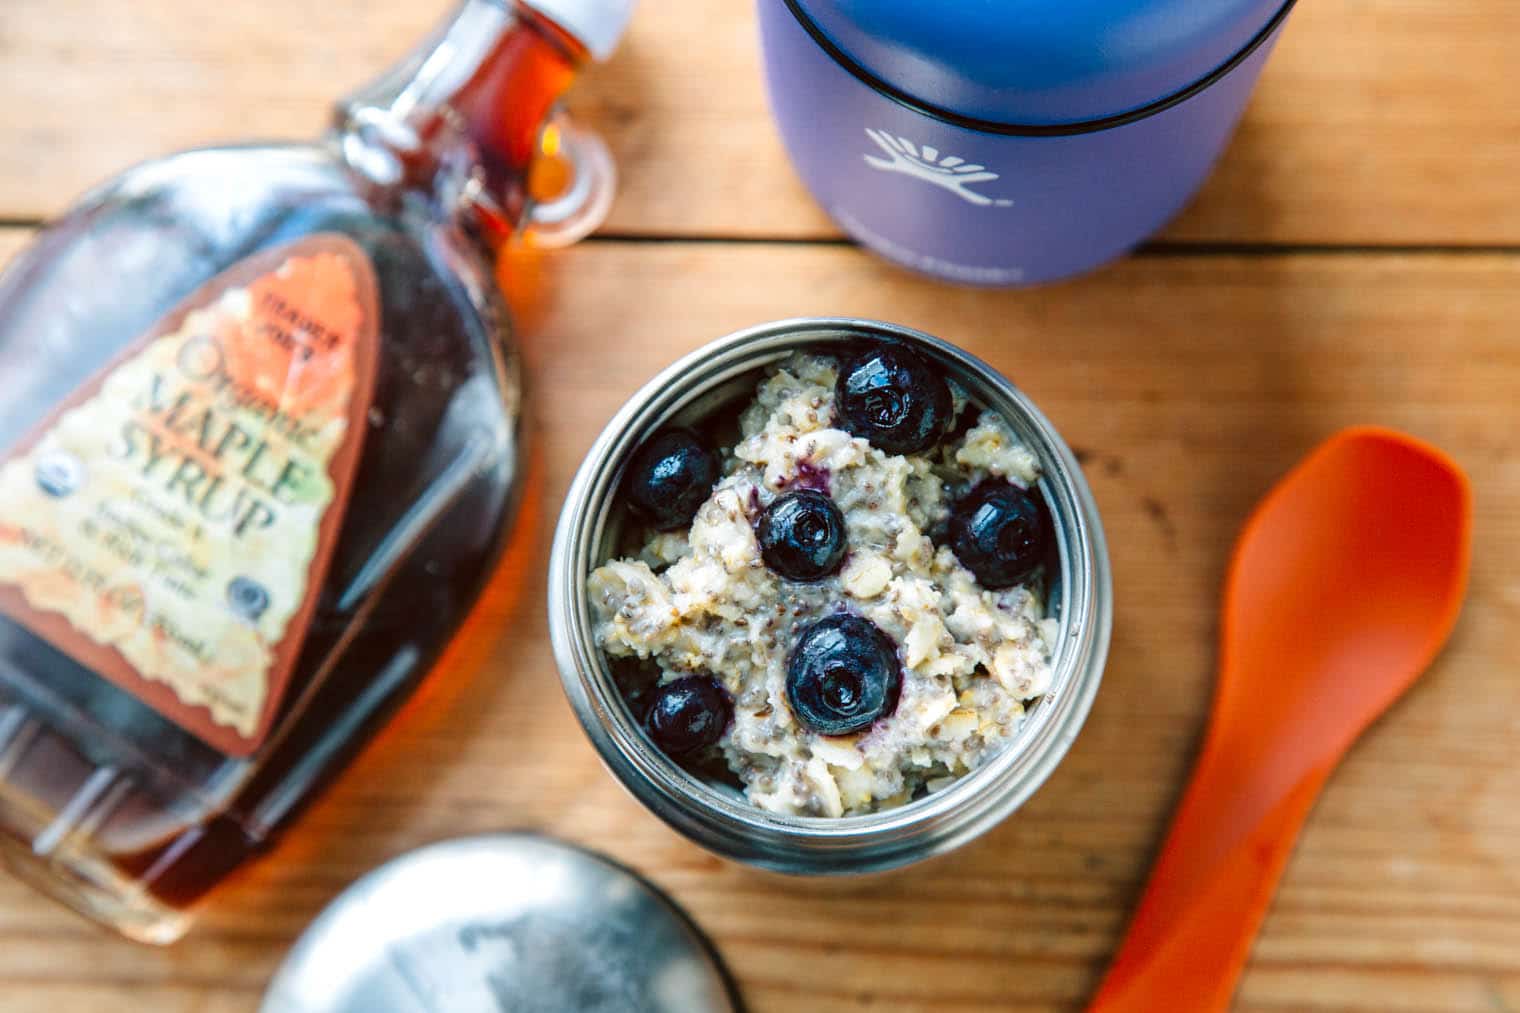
[0,0,630,943]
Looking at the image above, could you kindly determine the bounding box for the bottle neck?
[334,0,586,247]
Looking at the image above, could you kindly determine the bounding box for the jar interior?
[585,343,1073,815]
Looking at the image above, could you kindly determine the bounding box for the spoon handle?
[1087,742,1335,1012]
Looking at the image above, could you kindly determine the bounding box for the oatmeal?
[588,346,1058,817]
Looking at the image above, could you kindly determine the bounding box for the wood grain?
[0,227,1516,1011]
[0,1,1517,244]
[2,0,1518,1007]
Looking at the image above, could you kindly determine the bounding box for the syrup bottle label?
[0,234,380,756]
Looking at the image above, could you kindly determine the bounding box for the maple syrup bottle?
[0,0,632,943]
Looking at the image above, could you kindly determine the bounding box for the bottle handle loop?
[522,109,617,248]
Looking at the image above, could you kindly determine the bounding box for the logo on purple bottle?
[862,129,1015,208]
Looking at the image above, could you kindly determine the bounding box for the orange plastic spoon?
[1089,427,1473,1012]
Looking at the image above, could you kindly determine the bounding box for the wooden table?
[1,2,1518,1010]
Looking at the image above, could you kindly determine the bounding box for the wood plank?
[0,1,1517,245]
[0,226,1517,1010]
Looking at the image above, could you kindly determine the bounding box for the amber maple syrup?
[0,0,630,942]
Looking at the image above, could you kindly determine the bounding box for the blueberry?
[625,429,719,531]
[948,480,1050,589]
[610,657,662,723]
[835,343,952,455]
[758,490,847,581]
[786,614,902,736]
[645,675,733,757]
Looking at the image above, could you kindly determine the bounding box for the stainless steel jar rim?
[550,318,1112,872]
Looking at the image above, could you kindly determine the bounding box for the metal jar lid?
[260,834,740,1013]
[785,0,1294,128]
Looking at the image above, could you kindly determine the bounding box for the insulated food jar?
[759,0,1296,286]
[549,319,1112,873]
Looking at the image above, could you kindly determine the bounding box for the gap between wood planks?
[2,216,1518,257]
[586,234,1520,257]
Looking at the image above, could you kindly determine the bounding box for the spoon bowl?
[1090,427,1473,1012]
[1218,426,1472,756]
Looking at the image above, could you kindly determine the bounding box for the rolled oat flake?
[261,835,739,1013]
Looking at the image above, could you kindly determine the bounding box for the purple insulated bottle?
[759,0,1296,286]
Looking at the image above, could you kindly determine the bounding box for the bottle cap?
[524,0,638,61]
